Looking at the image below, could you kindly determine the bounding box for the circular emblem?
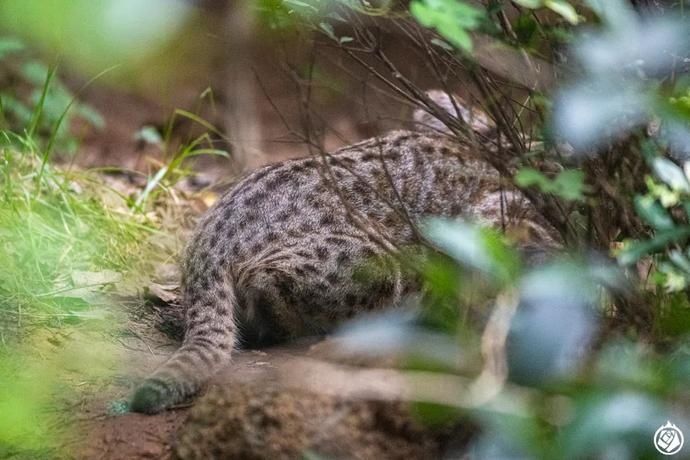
[654,421,684,456]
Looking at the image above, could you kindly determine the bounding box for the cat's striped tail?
[130,280,238,414]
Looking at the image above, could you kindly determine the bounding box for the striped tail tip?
[130,378,179,414]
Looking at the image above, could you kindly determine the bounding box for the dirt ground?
[77,339,321,460]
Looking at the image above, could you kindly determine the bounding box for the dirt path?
[75,336,322,460]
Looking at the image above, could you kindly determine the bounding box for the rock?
[175,383,441,460]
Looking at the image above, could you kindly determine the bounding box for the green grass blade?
[27,65,57,139]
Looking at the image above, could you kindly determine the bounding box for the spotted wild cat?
[130,95,558,414]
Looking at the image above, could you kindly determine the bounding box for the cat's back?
[189,130,489,264]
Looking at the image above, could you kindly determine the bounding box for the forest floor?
[75,334,323,460]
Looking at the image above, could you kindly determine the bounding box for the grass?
[0,87,195,454]
[0,137,157,332]
[0,138,150,455]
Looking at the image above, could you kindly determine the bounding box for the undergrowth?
[0,70,193,456]
[0,139,162,456]
[1,144,152,331]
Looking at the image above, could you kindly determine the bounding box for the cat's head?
[413,90,494,135]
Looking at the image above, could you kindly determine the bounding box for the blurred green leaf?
[472,411,543,459]
[617,227,690,266]
[284,0,319,12]
[669,250,690,275]
[583,0,638,31]
[515,167,547,188]
[0,0,191,74]
[0,46,103,152]
[515,168,585,201]
[554,169,586,201]
[558,392,665,459]
[645,176,680,208]
[0,36,24,59]
[319,22,338,41]
[655,292,690,337]
[413,402,462,427]
[545,0,579,24]
[634,196,674,230]
[410,0,483,52]
[513,0,579,24]
[595,341,668,391]
[652,158,690,193]
[514,15,538,46]
[508,262,599,386]
[135,126,163,146]
[425,219,520,285]
[513,0,542,7]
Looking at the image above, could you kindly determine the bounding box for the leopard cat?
[130,97,559,414]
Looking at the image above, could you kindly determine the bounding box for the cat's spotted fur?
[131,101,557,414]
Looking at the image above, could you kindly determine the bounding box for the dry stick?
[400,20,495,151]
[496,8,542,85]
[466,67,573,239]
[351,51,425,245]
[375,44,471,136]
[285,20,537,265]
[288,41,450,274]
[336,33,519,261]
[393,19,465,118]
[469,68,524,153]
[339,26,506,184]
[399,29,510,193]
[278,301,533,414]
[316,44,415,110]
[373,115,426,245]
[397,17,469,87]
[258,50,359,155]
[341,21,444,114]
[253,68,297,144]
[471,66,575,239]
[343,48,417,106]
[268,53,436,241]
[317,51,436,138]
[351,29,506,172]
[288,46,401,257]
[278,357,475,406]
[464,14,573,237]
[343,45,470,142]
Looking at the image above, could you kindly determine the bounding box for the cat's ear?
[413,90,494,135]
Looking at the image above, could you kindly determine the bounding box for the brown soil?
[75,341,324,459]
[79,411,185,460]
[75,338,456,460]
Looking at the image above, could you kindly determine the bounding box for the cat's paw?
[130,379,173,414]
